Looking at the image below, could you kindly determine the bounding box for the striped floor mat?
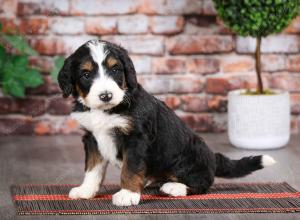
[11,182,300,215]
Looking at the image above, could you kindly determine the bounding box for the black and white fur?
[58,39,276,206]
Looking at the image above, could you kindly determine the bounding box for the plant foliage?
[50,56,65,83]
[0,23,43,98]
[213,0,300,37]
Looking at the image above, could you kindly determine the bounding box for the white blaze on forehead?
[87,41,107,77]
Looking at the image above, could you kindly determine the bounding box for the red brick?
[131,56,152,74]
[186,57,219,74]
[48,97,72,115]
[34,120,51,135]
[29,56,54,73]
[138,75,204,94]
[102,36,164,55]
[19,18,48,35]
[0,0,17,16]
[34,117,79,135]
[70,0,138,15]
[30,38,66,55]
[0,117,34,135]
[138,0,202,15]
[206,77,230,95]
[26,75,61,95]
[207,95,227,112]
[285,16,300,34]
[179,113,213,132]
[150,16,184,34]
[167,35,234,55]
[118,15,149,34]
[221,55,254,73]
[152,57,186,74]
[261,54,286,72]
[271,73,300,92]
[287,55,300,72]
[15,98,46,116]
[85,17,117,35]
[202,0,216,15]
[216,17,233,34]
[156,95,181,109]
[0,18,18,34]
[236,35,300,54]
[0,98,18,114]
[291,116,299,134]
[61,36,93,54]
[212,113,227,132]
[17,0,69,16]
[184,16,219,35]
[51,18,84,35]
[181,95,208,112]
[17,2,40,16]
[291,93,300,114]
[227,73,270,91]
[0,97,46,116]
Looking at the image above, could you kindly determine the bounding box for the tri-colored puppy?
[58,40,276,206]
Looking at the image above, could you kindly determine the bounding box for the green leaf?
[50,56,64,83]
[0,23,2,31]
[22,69,43,88]
[2,74,25,98]
[0,45,6,70]
[12,55,28,68]
[2,35,37,56]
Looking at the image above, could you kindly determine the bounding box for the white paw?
[112,189,140,206]
[69,185,98,199]
[160,182,187,196]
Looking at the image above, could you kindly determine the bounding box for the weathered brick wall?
[0,0,299,135]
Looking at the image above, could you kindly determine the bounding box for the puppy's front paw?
[69,185,97,199]
[112,189,140,206]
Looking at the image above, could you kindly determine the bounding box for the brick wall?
[0,0,300,135]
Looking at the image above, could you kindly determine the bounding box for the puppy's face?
[58,40,137,110]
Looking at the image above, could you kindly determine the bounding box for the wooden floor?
[0,134,299,220]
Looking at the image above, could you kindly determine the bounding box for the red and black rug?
[11,182,300,215]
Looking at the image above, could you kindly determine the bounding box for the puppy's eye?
[82,72,90,79]
[110,64,120,73]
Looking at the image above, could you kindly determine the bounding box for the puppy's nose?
[99,91,113,102]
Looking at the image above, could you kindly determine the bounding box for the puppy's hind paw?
[160,182,187,197]
[112,189,140,206]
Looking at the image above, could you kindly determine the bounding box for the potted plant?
[213,1,299,149]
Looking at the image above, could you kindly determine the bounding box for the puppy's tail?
[214,153,276,178]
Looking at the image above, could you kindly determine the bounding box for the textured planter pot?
[228,89,290,149]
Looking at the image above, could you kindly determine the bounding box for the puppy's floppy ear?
[58,56,73,98]
[118,47,138,91]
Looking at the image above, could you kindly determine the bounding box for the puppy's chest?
[71,110,131,166]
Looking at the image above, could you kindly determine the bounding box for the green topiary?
[213,0,300,94]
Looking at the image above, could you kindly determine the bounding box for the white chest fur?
[71,110,131,167]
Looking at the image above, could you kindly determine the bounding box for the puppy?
[58,39,276,206]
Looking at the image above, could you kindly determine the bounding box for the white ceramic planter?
[228,89,290,149]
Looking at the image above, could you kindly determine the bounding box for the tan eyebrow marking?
[81,61,93,71]
[106,56,118,68]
